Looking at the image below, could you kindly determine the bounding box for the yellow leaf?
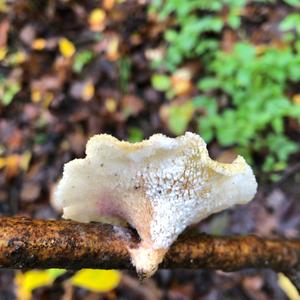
[0,157,6,169]
[0,46,7,61]
[255,45,268,55]
[59,38,76,58]
[106,36,120,61]
[15,271,53,300]
[5,154,21,178]
[47,269,66,279]
[31,89,42,103]
[32,38,46,50]
[20,151,32,171]
[70,269,121,293]
[82,82,95,101]
[89,9,106,31]
[9,51,27,65]
[105,98,117,113]
[278,273,300,300]
[44,91,54,107]
[0,0,8,12]
[292,94,300,105]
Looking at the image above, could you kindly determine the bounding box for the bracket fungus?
[55,132,257,277]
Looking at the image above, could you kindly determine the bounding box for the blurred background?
[0,0,300,299]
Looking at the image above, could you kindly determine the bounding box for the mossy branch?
[0,217,300,290]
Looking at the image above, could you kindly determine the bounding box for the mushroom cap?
[55,132,257,276]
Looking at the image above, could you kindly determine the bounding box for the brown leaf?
[0,19,9,48]
[7,129,22,151]
[19,25,36,46]
[20,181,41,202]
[121,95,144,117]
[103,0,116,10]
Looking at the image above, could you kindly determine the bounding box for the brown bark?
[0,217,300,286]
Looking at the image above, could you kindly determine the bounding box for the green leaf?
[151,74,171,91]
[198,77,219,91]
[283,0,300,7]
[271,118,284,133]
[233,42,256,61]
[165,30,178,42]
[227,14,241,29]
[280,13,300,32]
[2,82,21,105]
[73,50,94,73]
[128,127,144,142]
[192,96,217,114]
[198,116,214,143]
[168,102,194,135]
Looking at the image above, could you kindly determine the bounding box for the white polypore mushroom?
[55,132,257,277]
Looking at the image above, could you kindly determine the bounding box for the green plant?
[197,43,300,171]
[150,0,245,71]
[168,102,194,135]
[72,50,94,73]
[151,74,171,91]
[0,77,21,106]
[118,56,131,93]
[149,0,300,174]
[128,127,144,142]
[283,0,300,7]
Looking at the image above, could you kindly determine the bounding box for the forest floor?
[0,1,300,299]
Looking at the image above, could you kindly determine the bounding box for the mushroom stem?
[0,217,300,290]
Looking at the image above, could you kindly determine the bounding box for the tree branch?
[0,217,300,287]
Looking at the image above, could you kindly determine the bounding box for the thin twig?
[0,217,300,290]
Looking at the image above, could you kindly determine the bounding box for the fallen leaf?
[105,97,117,113]
[20,181,41,202]
[0,19,9,47]
[89,8,106,31]
[7,129,22,150]
[106,35,120,61]
[68,131,86,155]
[278,273,300,300]
[31,89,42,103]
[59,38,76,58]
[8,51,27,65]
[103,0,115,10]
[292,94,300,105]
[43,91,54,107]
[20,151,31,171]
[15,269,66,300]
[121,94,144,117]
[163,101,194,135]
[255,44,268,55]
[70,269,121,293]
[171,68,193,96]
[0,46,7,61]
[15,271,52,300]
[32,38,47,50]
[0,157,5,169]
[5,154,21,178]
[0,0,8,12]
[145,47,165,61]
[81,81,95,101]
[151,74,171,92]
[216,150,237,163]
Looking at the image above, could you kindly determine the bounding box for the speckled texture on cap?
[55,132,257,276]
